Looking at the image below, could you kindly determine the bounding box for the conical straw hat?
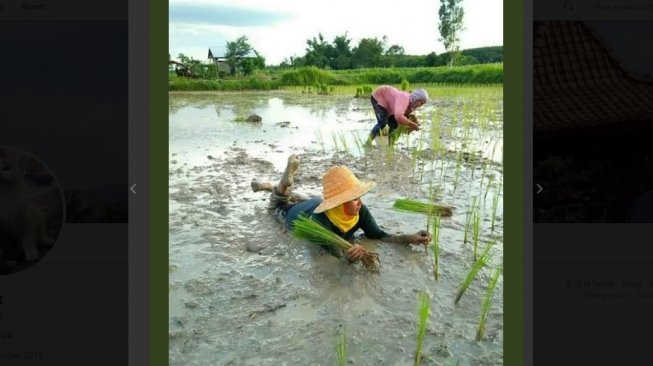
[313,166,376,213]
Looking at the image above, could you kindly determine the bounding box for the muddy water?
[169,90,504,366]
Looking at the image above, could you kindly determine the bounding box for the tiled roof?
[533,21,653,132]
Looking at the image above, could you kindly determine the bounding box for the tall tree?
[330,32,353,69]
[225,36,253,76]
[352,37,385,68]
[304,33,333,68]
[438,0,465,66]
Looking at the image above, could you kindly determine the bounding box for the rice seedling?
[338,131,350,154]
[432,215,441,280]
[463,196,478,244]
[414,291,430,366]
[392,198,453,217]
[452,150,462,192]
[292,214,380,271]
[490,179,502,233]
[330,132,339,152]
[454,241,494,304]
[316,129,326,154]
[401,78,410,91]
[352,132,365,157]
[472,210,481,261]
[483,173,494,201]
[389,125,410,146]
[336,324,347,366]
[476,266,502,341]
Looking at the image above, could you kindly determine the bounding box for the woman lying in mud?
[251,154,431,264]
[365,85,429,146]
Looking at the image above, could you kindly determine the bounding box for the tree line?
[276,32,501,70]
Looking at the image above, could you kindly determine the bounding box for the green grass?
[455,241,494,304]
[476,266,502,341]
[414,291,431,366]
[170,64,504,91]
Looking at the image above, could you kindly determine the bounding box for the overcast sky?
[169,0,503,65]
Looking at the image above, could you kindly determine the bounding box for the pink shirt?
[372,85,411,118]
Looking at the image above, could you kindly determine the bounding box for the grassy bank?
[169,64,503,91]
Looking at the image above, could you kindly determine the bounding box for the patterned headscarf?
[409,89,429,104]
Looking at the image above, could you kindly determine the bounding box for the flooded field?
[169,87,504,365]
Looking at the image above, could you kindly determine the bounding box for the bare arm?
[382,230,431,245]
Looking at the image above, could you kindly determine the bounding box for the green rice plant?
[452,151,462,192]
[389,125,409,146]
[490,179,502,233]
[463,196,478,244]
[432,215,441,280]
[414,291,430,366]
[338,131,349,154]
[401,78,410,91]
[336,324,347,366]
[392,198,453,217]
[352,132,364,157]
[476,266,502,341]
[454,241,494,304]
[292,214,380,271]
[316,129,326,154]
[472,210,481,261]
[483,173,494,201]
[330,132,339,152]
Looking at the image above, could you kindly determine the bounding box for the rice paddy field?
[169,84,504,365]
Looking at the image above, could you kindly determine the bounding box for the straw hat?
[313,166,376,213]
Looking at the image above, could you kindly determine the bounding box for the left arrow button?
[130,184,137,194]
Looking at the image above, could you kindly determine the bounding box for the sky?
[169,0,503,65]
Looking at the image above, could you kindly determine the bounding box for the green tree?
[425,51,441,66]
[352,37,385,68]
[385,44,405,56]
[225,36,253,76]
[330,32,353,69]
[304,33,333,68]
[438,0,465,66]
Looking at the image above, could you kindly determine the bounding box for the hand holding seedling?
[346,244,366,263]
[407,114,420,131]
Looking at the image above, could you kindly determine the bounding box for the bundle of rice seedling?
[292,214,380,272]
[392,198,453,217]
[389,114,419,144]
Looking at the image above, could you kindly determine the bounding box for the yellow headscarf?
[325,203,359,234]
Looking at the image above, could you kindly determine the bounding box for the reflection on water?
[169,89,504,366]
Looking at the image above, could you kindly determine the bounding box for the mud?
[169,90,504,365]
